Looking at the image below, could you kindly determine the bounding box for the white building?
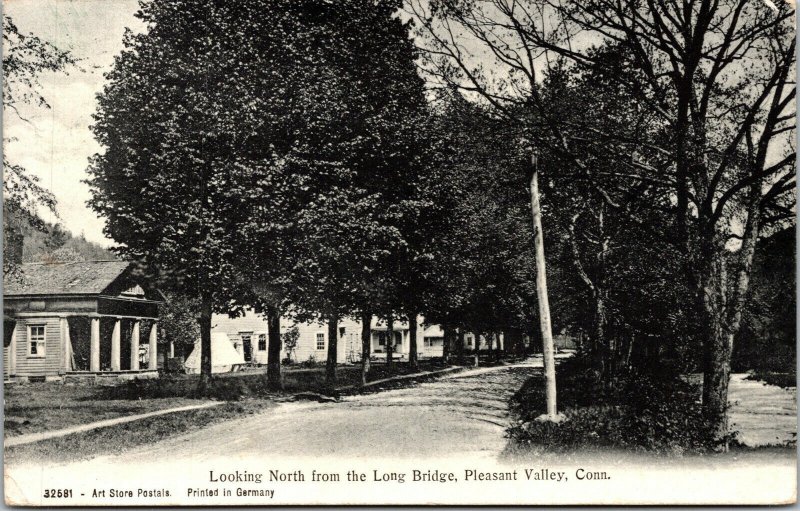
[211,311,458,365]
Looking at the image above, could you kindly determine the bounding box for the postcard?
[3,0,796,506]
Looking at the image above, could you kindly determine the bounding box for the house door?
[240,333,253,362]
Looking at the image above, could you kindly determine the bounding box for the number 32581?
[44,489,72,498]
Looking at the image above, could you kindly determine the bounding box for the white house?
[210,311,467,365]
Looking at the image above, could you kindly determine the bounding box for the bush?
[507,356,730,454]
[745,371,796,389]
[298,355,319,368]
[99,373,274,401]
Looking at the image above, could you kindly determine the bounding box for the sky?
[4,0,143,247]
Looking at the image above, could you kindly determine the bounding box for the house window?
[424,337,443,348]
[466,335,473,347]
[258,334,267,351]
[28,325,46,358]
[378,332,386,346]
[316,333,325,350]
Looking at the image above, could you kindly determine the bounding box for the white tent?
[184,332,245,374]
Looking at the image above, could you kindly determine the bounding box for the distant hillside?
[6,208,117,263]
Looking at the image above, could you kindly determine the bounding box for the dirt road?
[95,361,542,464]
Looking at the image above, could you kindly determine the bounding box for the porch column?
[148,322,158,370]
[130,320,140,371]
[90,318,100,372]
[9,323,17,376]
[169,341,175,359]
[60,318,71,373]
[110,318,121,371]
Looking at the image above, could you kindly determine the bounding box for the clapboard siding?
[290,320,330,364]
[211,313,456,364]
[14,317,62,377]
[211,312,361,364]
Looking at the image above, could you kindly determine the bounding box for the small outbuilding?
[3,261,164,382]
[184,332,245,374]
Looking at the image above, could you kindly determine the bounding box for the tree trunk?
[726,180,762,368]
[594,292,608,378]
[442,325,452,363]
[266,306,282,390]
[473,332,480,367]
[701,181,762,447]
[360,310,371,386]
[699,240,730,445]
[529,156,557,419]
[386,313,394,370]
[456,329,465,364]
[408,312,419,371]
[199,295,213,381]
[513,328,526,357]
[326,312,338,385]
[625,332,635,369]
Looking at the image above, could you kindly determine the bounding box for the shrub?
[507,356,730,454]
[745,371,796,389]
[298,355,319,368]
[99,373,274,401]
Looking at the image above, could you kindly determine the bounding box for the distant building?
[211,310,502,364]
[3,261,164,382]
[553,331,579,351]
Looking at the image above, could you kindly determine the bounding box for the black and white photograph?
[2,0,796,505]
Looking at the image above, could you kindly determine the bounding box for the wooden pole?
[529,151,557,419]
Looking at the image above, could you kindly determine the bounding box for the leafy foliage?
[3,15,78,275]
[281,325,300,363]
[733,226,796,374]
[508,356,728,453]
[158,293,201,348]
[279,0,431,329]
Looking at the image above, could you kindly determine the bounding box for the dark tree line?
[411,0,795,441]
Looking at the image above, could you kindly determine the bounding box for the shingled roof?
[3,261,132,296]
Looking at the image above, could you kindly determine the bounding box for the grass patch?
[101,360,454,401]
[4,359,461,464]
[506,356,729,456]
[4,400,270,465]
[4,383,200,437]
[745,371,796,389]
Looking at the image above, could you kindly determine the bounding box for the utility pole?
[528,150,557,419]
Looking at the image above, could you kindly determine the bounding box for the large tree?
[278,0,430,384]
[421,93,541,364]
[88,0,307,381]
